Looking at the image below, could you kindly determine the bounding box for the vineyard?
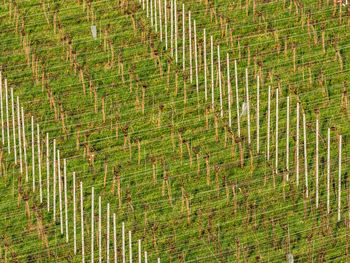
[0,0,349,262]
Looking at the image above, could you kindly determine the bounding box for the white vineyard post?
[296,102,300,187]
[16,97,22,174]
[316,117,319,208]
[154,0,157,32]
[46,133,50,210]
[170,0,173,57]
[145,251,148,263]
[64,159,68,242]
[11,88,16,164]
[37,124,42,202]
[275,89,278,175]
[218,46,223,118]
[53,139,56,221]
[5,79,10,153]
[122,222,126,263]
[327,128,330,214]
[81,181,85,263]
[256,76,259,153]
[245,69,251,145]
[227,54,232,128]
[204,29,207,101]
[164,0,167,50]
[303,113,308,198]
[235,60,241,137]
[73,172,77,254]
[188,11,192,83]
[31,116,35,191]
[286,96,290,181]
[158,258,160,263]
[113,213,117,263]
[107,203,110,262]
[58,150,63,234]
[182,3,185,71]
[338,135,342,222]
[143,0,145,10]
[138,240,141,263]
[175,0,178,62]
[129,231,132,263]
[0,72,4,145]
[21,107,28,181]
[91,187,94,262]
[159,0,162,41]
[150,0,153,26]
[211,36,214,110]
[146,0,149,17]
[99,196,102,263]
[194,20,198,94]
[267,86,271,161]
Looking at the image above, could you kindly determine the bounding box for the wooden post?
[235,60,241,137]
[113,213,117,263]
[227,54,232,128]
[159,0,162,41]
[316,115,319,208]
[21,107,28,182]
[53,139,56,221]
[147,0,149,17]
[11,88,16,164]
[246,69,251,144]
[16,97,22,174]
[58,150,63,234]
[275,89,278,175]
[129,231,132,263]
[5,80,10,153]
[204,29,207,101]
[0,72,4,145]
[286,97,290,181]
[303,114,308,198]
[37,124,42,203]
[327,128,330,214]
[296,102,300,187]
[170,0,173,57]
[122,222,126,263]
[73,172,76,254]
[107,203,110,262]
[150,0,153,26]
[218,46,223,118]
[194,20,198,94]
[338,135,342,221]
[165,0,167,50]
[81,181,85,263]
[267,86,271,161]
[99,196,102,263]
[46,133,50,211]
[211,36,215,110]
[182,3,185,71]
[256,76,259,153]
[91,187,94,262]
[64,159,68,242]
[31,116,35,191]
[138,240,141,263]
[175,0,178,62]
[189,11,192,83]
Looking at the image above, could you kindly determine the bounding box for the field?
[0,0,349,262]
